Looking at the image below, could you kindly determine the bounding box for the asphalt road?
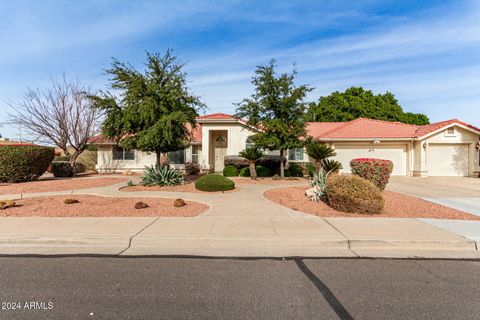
[0,257,479,320]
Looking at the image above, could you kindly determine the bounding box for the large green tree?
[90,50,205,165]
[306,87,429,125]
[235,60,313,178]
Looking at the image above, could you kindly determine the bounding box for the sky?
[0,0,479,140]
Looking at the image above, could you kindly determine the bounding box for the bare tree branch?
[8,75,101,175]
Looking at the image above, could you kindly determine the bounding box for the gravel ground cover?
[0,195,208,217]
[264,186,480,220]
[0,177,127,195]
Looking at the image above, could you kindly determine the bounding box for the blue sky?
[1,0,479,139]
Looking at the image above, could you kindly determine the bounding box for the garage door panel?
[428,144,468,176]
[334,145,407,176]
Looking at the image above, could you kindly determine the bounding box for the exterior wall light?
[476,142,480,151]
[373,140,381,144]
[422,142,427,149]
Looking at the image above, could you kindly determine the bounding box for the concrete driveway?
[387,176,480,216]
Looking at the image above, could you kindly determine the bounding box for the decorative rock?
[0,200,15,210]
[134,201,149,209]
[64,199,79,204]
[173,198,186,207]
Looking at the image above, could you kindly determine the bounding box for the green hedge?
[0,145,55,183]
[195,174,235,192]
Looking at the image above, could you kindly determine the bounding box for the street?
[0,257,479,319]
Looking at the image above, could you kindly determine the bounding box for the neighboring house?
[91,113,480,177]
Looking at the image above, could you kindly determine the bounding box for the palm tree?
[306,141,336,171]
[239,147,263,180]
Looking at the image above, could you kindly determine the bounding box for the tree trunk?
[315,160,321,172]
[69,152,80,176]
[249,161,257,180]
[155,151,161,166]
[280,149,285,179]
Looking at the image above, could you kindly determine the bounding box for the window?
[191,145,199,163]
[446,127,455,136]
[245,136,255,149]
[288,148,304,161]
[112,145,135,160]
[168,150,186,164]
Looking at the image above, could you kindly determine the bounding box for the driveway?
[387,176,480,216]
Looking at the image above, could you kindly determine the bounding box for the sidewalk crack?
[323,219,359,258]
[117,217,160,255]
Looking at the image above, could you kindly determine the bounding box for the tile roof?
[196,113,240,120]
[309,118,480,140]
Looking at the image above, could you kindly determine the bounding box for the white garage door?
[428,144,468,176]
[334,144,407,176]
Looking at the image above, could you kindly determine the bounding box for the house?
[91,113,480,177]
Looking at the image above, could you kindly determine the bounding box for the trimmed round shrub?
[350,158,393,191]
[256,165,272,177]
[0,145,54,183]
[326,174,384,214]
[223,165,238,177]
[195,174,235,192]
[239,167,250,177]
[51,161,74,177]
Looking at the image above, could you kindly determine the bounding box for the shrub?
[350,158,393,191]
[307,169,329,202]
[0,200,16,210]
[51,162,74,177]
[185,162,200,175]
[306,163,317,177]
[327,174,384,214]
[224,156,249,169]
[195,174,235,192]
[287,163,303,177]
[0,145,54,183]
[223,165,238,177]
[322,159,343,174]
[239,167,250,177]
[256,165,272,177]
[142,165,183,186]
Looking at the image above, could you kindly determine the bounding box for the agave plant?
[308,168,329,202]
[321,159,343,174]
[142,165,183,186]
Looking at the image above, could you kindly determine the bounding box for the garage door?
[334,144,407,176]
[428,144,468,176]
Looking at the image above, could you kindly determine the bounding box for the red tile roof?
[89,114,480,144]
[308,118,480,140]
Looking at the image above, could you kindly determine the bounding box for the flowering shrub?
[350,158,393,191]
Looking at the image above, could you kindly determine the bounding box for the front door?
[214,135,227,172]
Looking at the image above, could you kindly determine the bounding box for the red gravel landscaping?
[121,182,238,193]
[0,195,208,217]
[0,177,127,195]
[264,186,480,220]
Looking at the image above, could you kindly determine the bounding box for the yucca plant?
[306,142,336,171]
[321,159,343,174]
[239,147,263,180]
[141,165,183,186]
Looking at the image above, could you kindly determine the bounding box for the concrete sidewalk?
[0,216,478,258]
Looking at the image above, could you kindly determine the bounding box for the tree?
[236,60,313,179]
[90,50,205,165]
[239,147,263,180]
[306,142,336,171]
[306,87,429,125]
[8,76,99,175]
